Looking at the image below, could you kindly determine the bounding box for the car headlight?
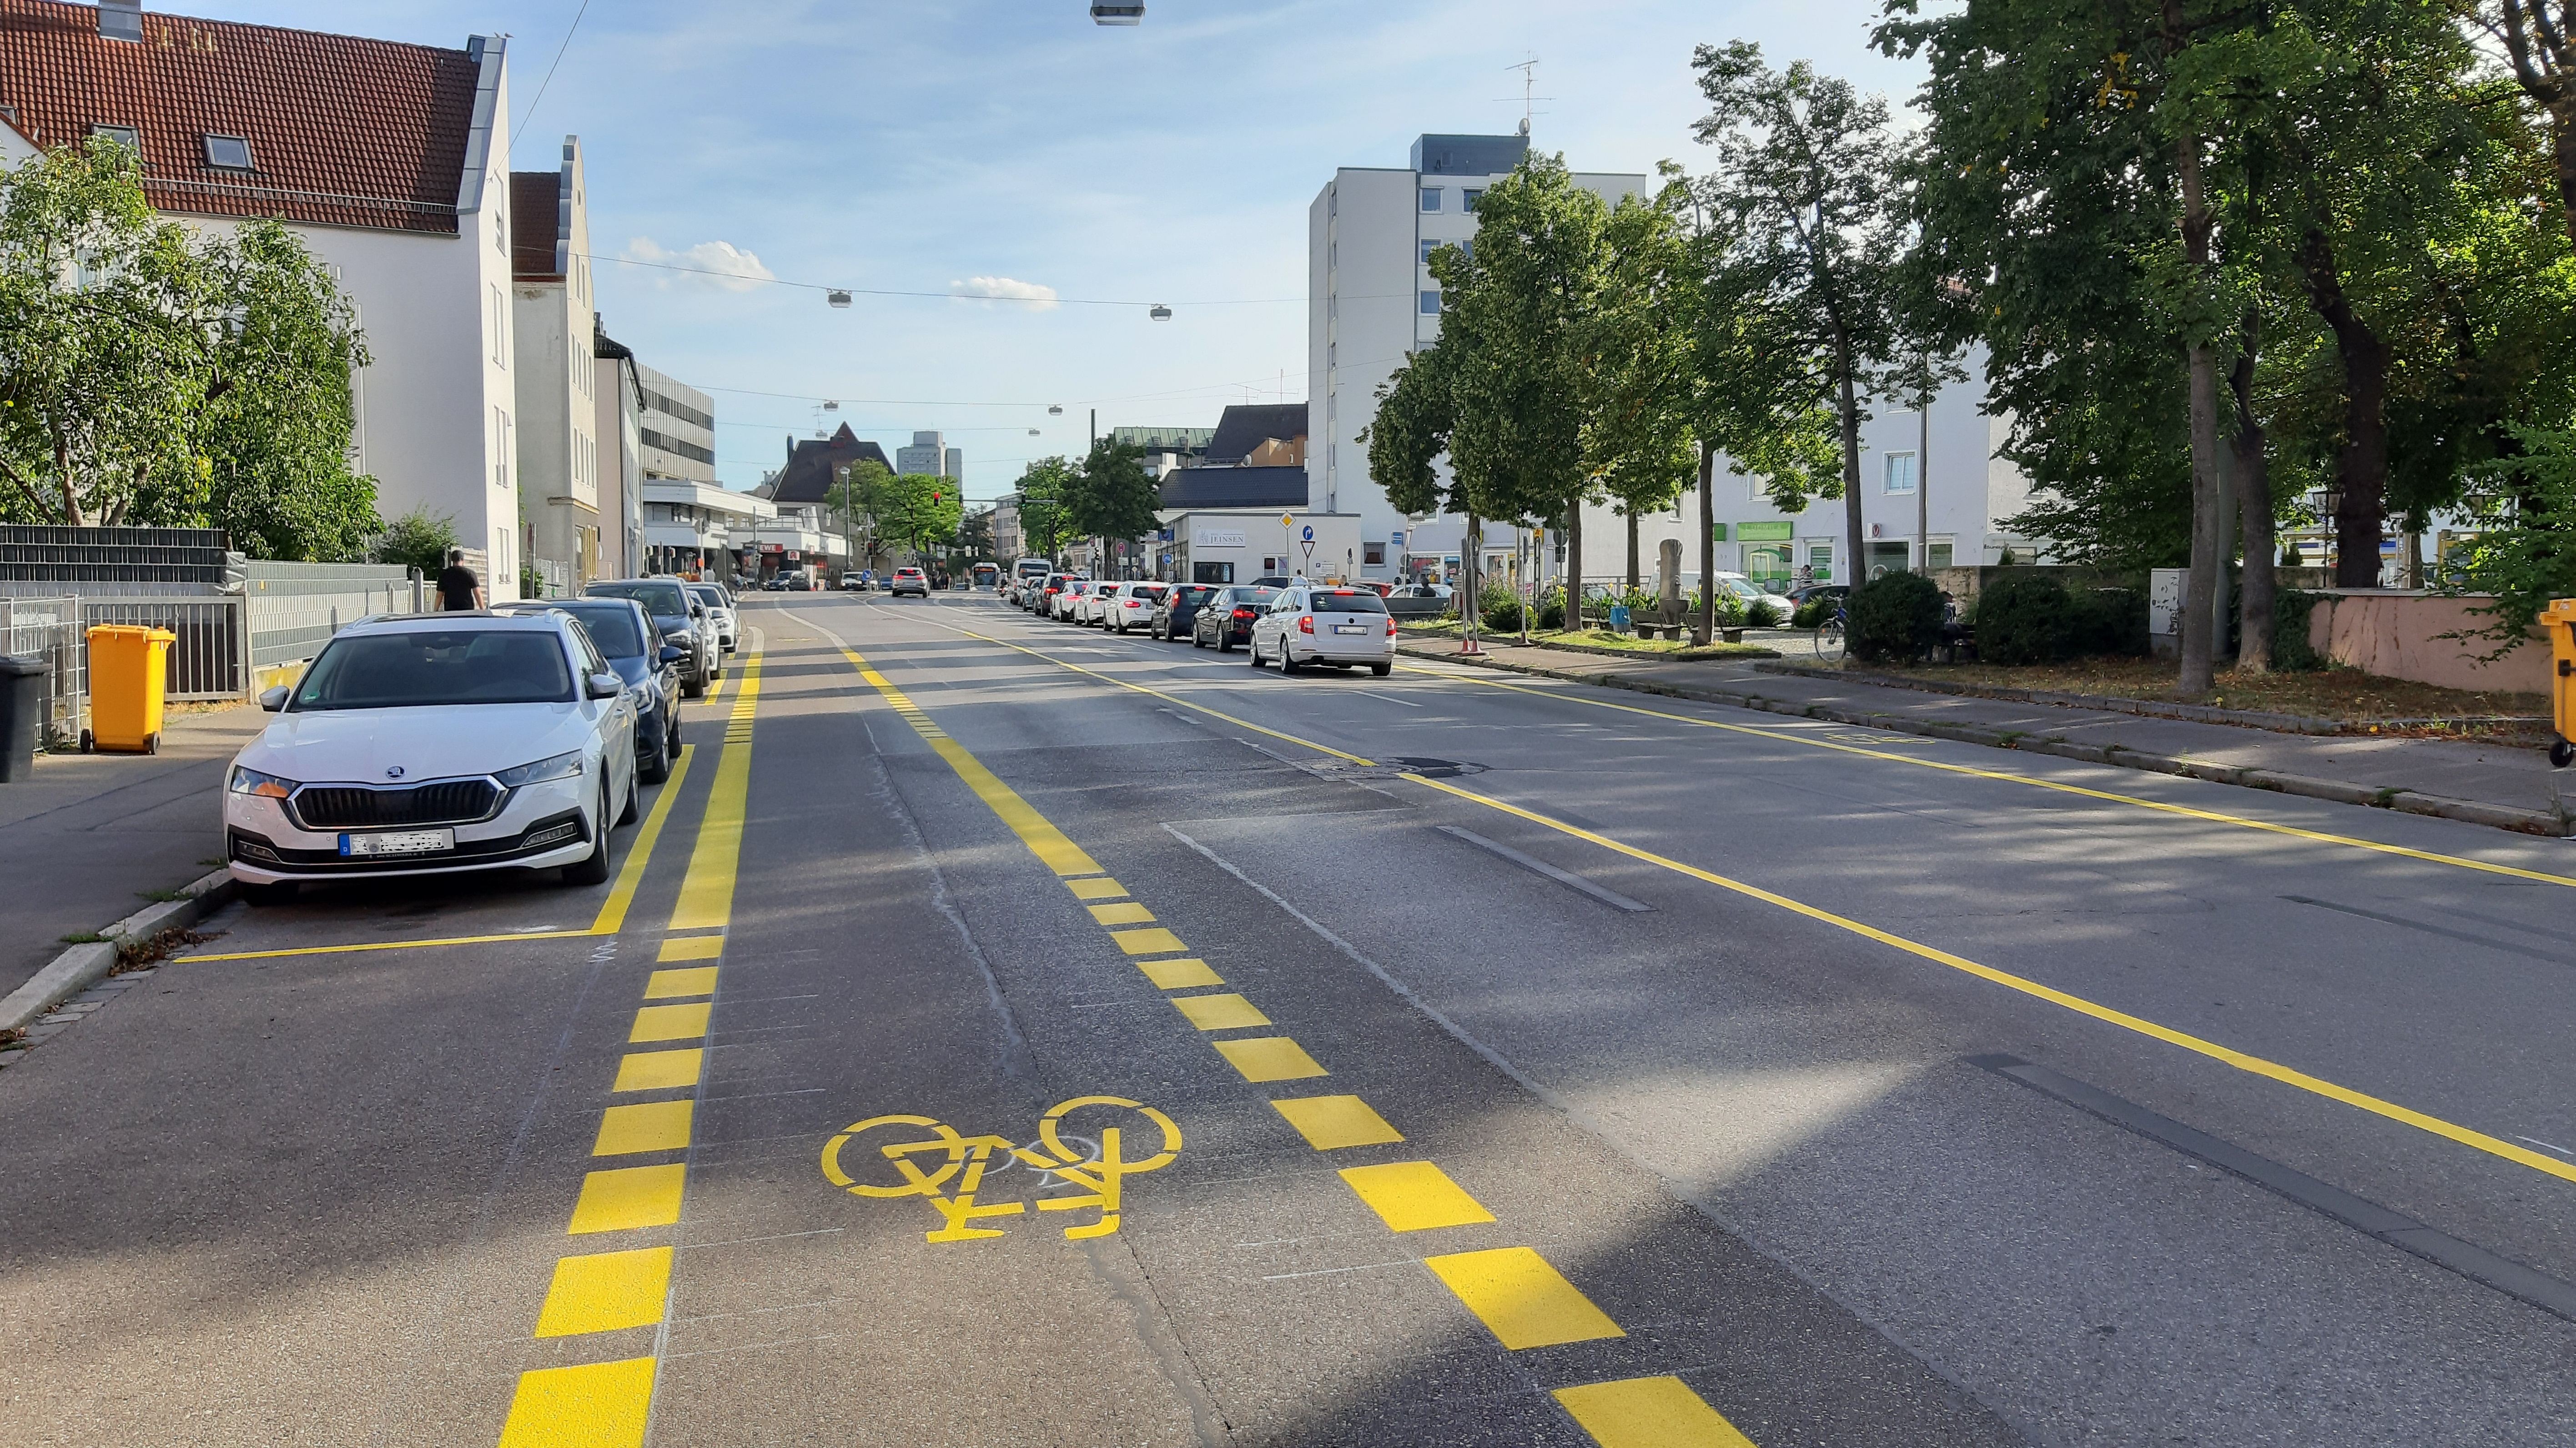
[228,765,295,799]
[496,751,585,788]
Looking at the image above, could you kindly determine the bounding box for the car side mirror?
[586,671,624,700]
[258,685,289,712]
[659,645,686,665]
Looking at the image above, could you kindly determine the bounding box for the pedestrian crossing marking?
[1271,1094,1404,1150]
[533,1247,673,1338]
[1338,1161,1494,1232]
[1424,1247,1625,1349]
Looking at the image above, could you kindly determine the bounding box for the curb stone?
[1750,660,2548,736]
[0,868,235,1037]
[1397,644,2572,839]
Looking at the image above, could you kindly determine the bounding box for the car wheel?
[1281,649,1301,674]
[1192,630,1206,649]
[639,721,671,784]
[618,777,640,825]
[239,880,297,907]
[563,784,616,886]
[1371,663,1393,678]
[682,674,704,699]
[1217,633,1233,653]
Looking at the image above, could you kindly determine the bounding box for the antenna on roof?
[1498,56,1552,136]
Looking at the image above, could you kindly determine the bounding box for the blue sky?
[206,0,1926,502]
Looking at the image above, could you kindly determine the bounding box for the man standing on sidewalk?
[435,549,486,612]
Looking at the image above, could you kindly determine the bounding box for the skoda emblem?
[385,766,406,780]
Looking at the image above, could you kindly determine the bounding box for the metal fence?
[242,562,419,669]
[0,597,86,747]
[78,596,248,699]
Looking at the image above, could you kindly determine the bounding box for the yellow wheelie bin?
[2546,597,2576,769]
[84,623,175,754]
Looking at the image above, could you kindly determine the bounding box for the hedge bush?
[1536,589,1565,631]
[1847,572,1943,662]
[2273,588,2324,671]
[1973,574,2146,663]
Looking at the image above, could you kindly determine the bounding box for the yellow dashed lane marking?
[496,1357,656,1448]
[1213,1036,1328,1082]
[612,1049,703,1093]
[1424,1247,1625,1350]
[655,935,724,962]
[628,1002,711,1043]
[1339,1161,1495,1232]
[1110,927,1187,956]
[1554,1377,1759,1448]
[593,1100,693,1156]
[644,966,719,998]
[669,648,764,932]
[1170,992,1272,1031]
[1068,877,1129,900]
[1138,957,1224,989]
[567,1164,687,1234]
[1272,1094,1405,1150]
[1086,900,1158,926]
[533,1247,674,1337]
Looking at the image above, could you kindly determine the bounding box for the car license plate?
[341,828,454,858]
[1333,623,1368,634]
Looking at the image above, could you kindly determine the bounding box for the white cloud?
[948,276,1059,311]
[625,237,776,292]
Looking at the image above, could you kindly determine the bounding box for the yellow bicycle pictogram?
[819,1096,1182,1244]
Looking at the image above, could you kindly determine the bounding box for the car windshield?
[1133,584,1167,598]
[292,629,573,710]
[544,604,646,657]
[1176,587,1212,604]
[686,585,727,609]
[590,581,688,618]
[1311,589,1387,613]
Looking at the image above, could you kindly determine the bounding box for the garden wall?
[2303,590,2551,695]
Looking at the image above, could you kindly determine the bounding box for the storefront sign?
[1194,528,1247,547]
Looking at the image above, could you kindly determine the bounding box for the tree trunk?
[1624,508,1640,592]
[1696,445,1716,646]
[2229,337,2279,673]
[55,434,85,528]
[2297,228,2392,588]
[2171,116,2223,697]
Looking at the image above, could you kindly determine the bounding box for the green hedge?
[2273,588,2324,671]
[1848,572,1943,662]
[1972,574,2146,664]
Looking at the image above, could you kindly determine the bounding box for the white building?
[0,3,527,595]
[643,478,771,577]
[896,431,961,480]
[511,138,602,590]
[1310,133,1647,579]
[592,328,645,579]
[637,365,717,487]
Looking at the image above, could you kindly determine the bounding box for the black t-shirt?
[436,565,481,610]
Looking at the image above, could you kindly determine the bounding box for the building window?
[1929,540,1955,570]
[1363,542,1386,566]
[1804,543,1834,582]
[88,124,139,154]
[490,286,506,366]
[1420,239,1440,264]
[201,134,252,170]
[493,407,513,490]
[1420,187,1443,212]
[1419,290,1441,316]
[1882,451,1917,494]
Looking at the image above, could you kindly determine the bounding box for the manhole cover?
[1297,755,1485,781]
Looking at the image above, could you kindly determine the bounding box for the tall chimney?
[98,0,141,42]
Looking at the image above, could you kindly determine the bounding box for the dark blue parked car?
[1150,583,1220,642]
[497,597,686,783]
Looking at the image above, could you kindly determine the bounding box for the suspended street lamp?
[1091,2,1144,23]
[826,290,851,308]
[1149,303,1172,321]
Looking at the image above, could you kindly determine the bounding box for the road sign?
[1279,513,1293,529]
[1390,530,1405,547]
[1300,525,1314,543]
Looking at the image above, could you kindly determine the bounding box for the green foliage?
[2441,425,2576,654]
[2273,588,2326,671]
[1064,438,1157,546]
[1972,574,2147,663]
[880,468,963,557]
[957,509,994,560]
[0,145,377,555]
[1846,571,1942,662]
[1481,589,1524,633]
[1014,456,1076,557]
[372,506,458,575]
[1536,588,1566,630]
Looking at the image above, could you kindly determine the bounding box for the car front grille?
[292,779,501,830]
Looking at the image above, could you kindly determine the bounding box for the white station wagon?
[224,613,639,904]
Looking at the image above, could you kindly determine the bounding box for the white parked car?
[1101,581,1169,633]
[223,613,639,905]
[684,582,736,654]
[1052,579,1095,622]
[1248,584,1397,676]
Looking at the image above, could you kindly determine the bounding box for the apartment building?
[511,137,601,588]
[637,365,717,487]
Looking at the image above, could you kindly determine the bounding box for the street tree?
[1016,455,1077,558]
[1691,41,1902,601]
[1065,437,1157,570]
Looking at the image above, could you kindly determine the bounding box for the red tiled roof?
[509,169,560,279]
[0,0,479,234]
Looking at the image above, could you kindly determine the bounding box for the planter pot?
[1720,628,1745,644]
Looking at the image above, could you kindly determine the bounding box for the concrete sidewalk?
[1398,635,2575,836]
[0,707,265,998]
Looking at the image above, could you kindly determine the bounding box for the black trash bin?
[0,653,47,783]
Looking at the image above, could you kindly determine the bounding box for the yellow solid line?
[1405,771,2576,1186]
[1272,1094,1406,1150]
[593,1099,693,1156]
[926,736,1102,875]
[654,935,724,962]
[588,733,702,936]
[1405,662,2576,890]
[532,1246,674,1337]
[567,1163,687,1233]
[612,1049,704,1093]
[1170,992,1272,1031]
[628,1002,711,1043]
[1213,1036,1329,1082]
[1553,1377,1758,1448]
[669,649,763,932]
[1339,1160,1496,1232]
[1138,958,1225,989]
[181,929,594,963]
[1424,1246,1626,1350]
[644,966,719,998]
[496,1355,656,1448]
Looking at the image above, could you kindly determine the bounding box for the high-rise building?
[1310,134,1647,576]
[636,366,716,485]
[896,431,953,477]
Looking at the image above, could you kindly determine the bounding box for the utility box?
[84,623,175,754]
[2147,568,2184,658]
[2545,597,2576,768]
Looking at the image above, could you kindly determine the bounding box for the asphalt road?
[6,588,2575,1447]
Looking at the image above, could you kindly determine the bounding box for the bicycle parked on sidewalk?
[1813,603,1847,662]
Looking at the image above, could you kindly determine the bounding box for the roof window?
[88,124,140,154]
[203,134,252,171]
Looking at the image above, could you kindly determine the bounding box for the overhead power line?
[584,251,1410,309]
